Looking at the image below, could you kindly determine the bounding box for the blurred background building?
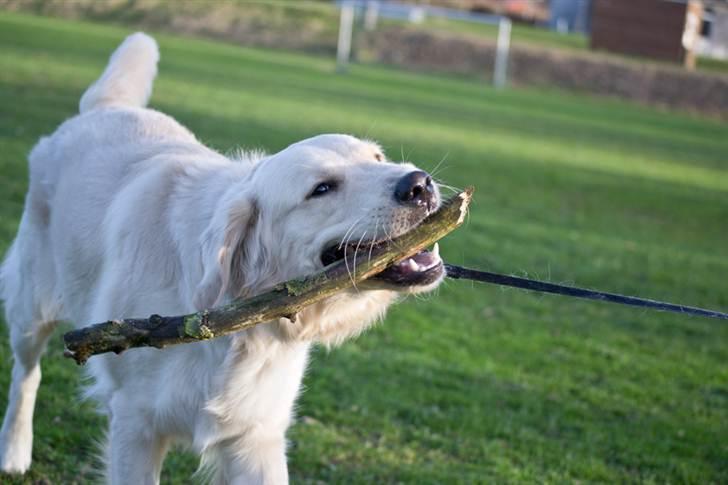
[590,0,703,68]
[699,0,728,58]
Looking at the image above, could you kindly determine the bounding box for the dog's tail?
[79,32,159,113]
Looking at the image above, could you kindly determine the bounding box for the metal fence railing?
[335,0,512,88]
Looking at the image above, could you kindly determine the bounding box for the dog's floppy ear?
[193,195,259,310]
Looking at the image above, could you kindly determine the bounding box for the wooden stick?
[63,188,473,364]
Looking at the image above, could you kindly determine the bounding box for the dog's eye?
[310,181,336,198]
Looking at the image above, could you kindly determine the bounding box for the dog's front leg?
[213,434,288,485]
[107,396,169,485]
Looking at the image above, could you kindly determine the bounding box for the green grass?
[698,56,728,75]
[1,11,727,484]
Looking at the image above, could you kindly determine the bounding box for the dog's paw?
[0,434,32,474]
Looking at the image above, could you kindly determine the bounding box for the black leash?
[444,264,728,321]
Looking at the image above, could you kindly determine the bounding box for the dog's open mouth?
[321,241,444,287]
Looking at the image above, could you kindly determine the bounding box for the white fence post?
[364,1,379,31]
[337,2,355,72]
[493,17,512,89]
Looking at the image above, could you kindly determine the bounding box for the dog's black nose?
[395,170,436,209]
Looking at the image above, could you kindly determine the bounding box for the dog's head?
[194,134,445,339]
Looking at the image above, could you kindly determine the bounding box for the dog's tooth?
[423,260,437,271]
[432,242,440,259]
[407,258,420,272]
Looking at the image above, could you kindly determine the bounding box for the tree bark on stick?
[63,188,473,364]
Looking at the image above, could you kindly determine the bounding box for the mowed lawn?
[1,11,727,484]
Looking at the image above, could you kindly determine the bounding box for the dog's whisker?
[339,216,365,250]
[439,187,459,196]
[343,242,356,291]
[404,147,414,163]
[440,183,461,192]
[433,178,461,192]
[344,216,366,243]
[429,152,450,179]
[430,165,451,179]
[381,222,395,244]
[367,219,379,264]
[341,220,364,290]
[342,220,361,249]
[352,230,368,281]
[434,181,462,196]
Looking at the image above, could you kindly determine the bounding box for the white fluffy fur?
[0,33,442,484]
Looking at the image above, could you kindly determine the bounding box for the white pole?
[337,2,355,72]
[493,17,512,89]
[364,1,379,31]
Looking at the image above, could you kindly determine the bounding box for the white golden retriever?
[0,33,444,484]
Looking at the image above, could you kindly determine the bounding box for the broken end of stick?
[457,187,474,224]
[63,347,88,366]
